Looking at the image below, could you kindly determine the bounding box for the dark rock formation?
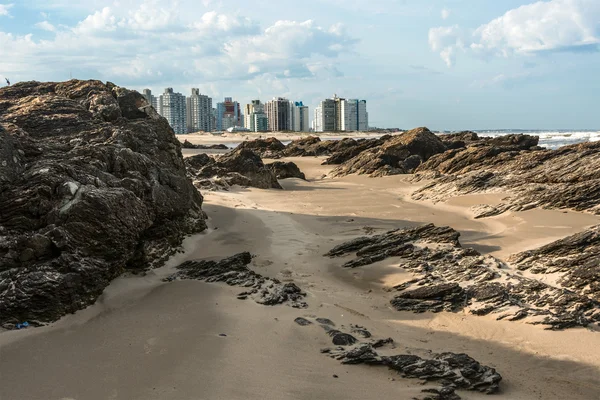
[413,138,600,216]
[321,136,390,165]
[437,131,481,150]
[509,226,600,303]
[328,330,358,345]
[330,128,447,177]
[237,137,286,158]
[391,283,466,313]
[295,316,502,396]
[185,148,282,190]
[166,252,307,308]
[325,224,600,329]
[0,80,206,327]
[282,136,329,157]
[181,139,228,150]
[266,161,306,180]
[331,343,501,394]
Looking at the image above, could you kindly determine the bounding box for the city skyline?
[0,1,598,129]
[146,87,368,133]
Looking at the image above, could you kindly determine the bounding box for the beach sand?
[1,157,599,400]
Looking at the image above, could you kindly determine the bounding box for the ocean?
[465,129,600,150]
[215,130,600,150]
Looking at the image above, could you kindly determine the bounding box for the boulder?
[330,127,446,177]
[266,161,306,180]
[237,137,286,158]
[185,148,282,189]
[0,80,206,327]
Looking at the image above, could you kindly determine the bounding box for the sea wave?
[473,130,600,149]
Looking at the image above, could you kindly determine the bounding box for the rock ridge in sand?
[326,224,600,329]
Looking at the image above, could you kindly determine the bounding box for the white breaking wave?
[472,130,600,149]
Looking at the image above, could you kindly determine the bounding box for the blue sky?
[0,0,598,130]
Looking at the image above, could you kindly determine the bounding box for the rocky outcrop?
[185,148,282,190]
[237,137,286,158]
[165,252,307,308]
[296,316,502,396]
[325,224,600,329]
[412,138,600,216]
[437,131,481,150]
[266,161,306,180]
[281,136,330,157]
[330,128,447,177]
[509,226,600,302]
[181,139,228,150]
[0,80,206,327]
[321,136,390,165]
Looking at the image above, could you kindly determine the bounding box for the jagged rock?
[0,80,206,327]
[181,139,228,150]
[282,136,328,157]
[437,131,481,150]
[391,283,466,313]
[266,161,306,180]
[413,138,600,216]
[332,345,502,394]
[509,226,600,303]
[166,252,307,308]
[331,128,447,177]
[237,137,286,158]
[322,136,391,165]
[185,148,282,190]
[325,224,600,329]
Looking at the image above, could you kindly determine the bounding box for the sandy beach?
[1,156,599,400]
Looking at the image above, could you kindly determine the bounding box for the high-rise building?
[142,89,158,110]
[158,88,187,134]
[313,95,368,132]
[293,101,310,132]
[254,113,269,131]
[357,100,368,131]
[216,97,241,131]
[313,98,336,132]
[186,88,212,133]
[265,97,292,131]
[244,100,268,132]
[341,99,358,131]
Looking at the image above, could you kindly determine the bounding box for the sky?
[0,0,599,130]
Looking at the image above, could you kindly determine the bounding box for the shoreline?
[2,157,599,400]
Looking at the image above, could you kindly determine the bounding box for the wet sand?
[1,157,599,400]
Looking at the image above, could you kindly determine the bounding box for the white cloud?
[471,0,600,55]
[0,3,13,16]
[0,1,356,87]
[441,8,450,20]
[73,7,118,34]
[35,21,56,32]
[428,25,465,67]
[430,0,600,66]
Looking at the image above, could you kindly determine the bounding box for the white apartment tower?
[314,96,368,132]
[265,97,292,131]
[186,88,212,133]
[158,88,187,134]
